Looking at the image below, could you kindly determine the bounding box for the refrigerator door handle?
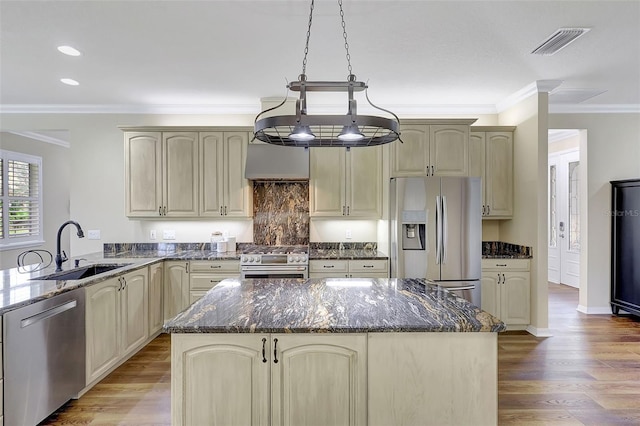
[442,195,448,265]
[435,195,442,264]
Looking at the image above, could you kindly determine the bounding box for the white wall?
[549,113,640,312]
[498,93,549,333]
[0,132,70,269]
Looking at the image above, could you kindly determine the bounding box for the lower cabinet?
[164,261,190,321]
[309,259,388,279]
[85,267,149,385]
[1,315,3,425]
[171,333,367,426]
[481,259,530,328]
[189,260,240,304]
[148,262,164,335]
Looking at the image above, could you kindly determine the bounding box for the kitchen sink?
[35,263,132,281]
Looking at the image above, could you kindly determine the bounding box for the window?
[0,150,43,249]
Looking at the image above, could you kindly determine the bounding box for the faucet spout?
[55,220,85,271]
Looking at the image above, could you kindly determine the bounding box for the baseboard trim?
[526,325,553,337]
[577,305,612,315]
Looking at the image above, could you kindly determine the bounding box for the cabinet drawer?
[482,259,530,271]
[190,275,229,291]
[309,260,349,273]
[190,260,240,273]
[349,260,388,273]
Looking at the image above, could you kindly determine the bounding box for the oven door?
[241,265,308,280]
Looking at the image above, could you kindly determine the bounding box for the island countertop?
[164,277,505,334]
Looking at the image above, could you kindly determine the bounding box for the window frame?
[0,149,45,250]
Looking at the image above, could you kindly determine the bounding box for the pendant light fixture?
[254,0,401,147]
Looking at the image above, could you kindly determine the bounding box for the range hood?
[245,143,309,180]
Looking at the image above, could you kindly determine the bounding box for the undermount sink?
[36,263,132,281]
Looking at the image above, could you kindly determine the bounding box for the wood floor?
[40,283,640,425]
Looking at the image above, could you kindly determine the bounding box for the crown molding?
[0,104,261,115]
[7,131,70,148]
[548,129,580,143]
[549,104,640,114]
[496,80,563,113]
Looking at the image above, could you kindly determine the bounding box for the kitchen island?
[165,277,505,426]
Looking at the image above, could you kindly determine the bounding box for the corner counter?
[167,278,503,425]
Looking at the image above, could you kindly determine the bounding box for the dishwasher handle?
[20,299,78,328]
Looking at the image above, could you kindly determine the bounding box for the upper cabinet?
[390,120,475,177]
[469,127,515,219]
[309,146,382,218]
[123,128,252,218]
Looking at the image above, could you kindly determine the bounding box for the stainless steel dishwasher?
[3,287,86,426]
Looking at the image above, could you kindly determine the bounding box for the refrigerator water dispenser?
[401,210,426,250]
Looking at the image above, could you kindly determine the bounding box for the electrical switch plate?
[345,229,352,239]
[150,230,157,240]
[163,230,176,240]
[87,230,101,240]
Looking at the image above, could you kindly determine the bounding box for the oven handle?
[241,265,308,271]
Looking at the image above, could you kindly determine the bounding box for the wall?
[0,132,70,270]
[498,93,549,334]
[549,113,640,313]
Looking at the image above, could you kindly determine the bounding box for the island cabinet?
[148,262,164,335]
[164,261,190,321]
[469,127,515,218]
[391,120,476,177]
[85,267,149,385]
[124,131,199,217]
[309,146,382,218]
[171,333,367,426]
[189,260,240,303]
[199,132,252,218]
[481,259,530,328]
[309,259,388,278]
[1,316,3,425]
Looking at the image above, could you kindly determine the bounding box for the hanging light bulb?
[289,125,316,142]
[337,124,364,142]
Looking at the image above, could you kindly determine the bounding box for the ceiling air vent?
[531,28,590,56]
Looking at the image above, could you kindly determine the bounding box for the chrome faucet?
[55,220,85,271]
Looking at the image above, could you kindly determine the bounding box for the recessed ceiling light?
[60,78,79,86]
[57,45,81,56]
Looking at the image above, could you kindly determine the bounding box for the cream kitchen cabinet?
[171,333,367,426]
[391,120,475,177]
[309,146,382,218]
[0,316,3,425]
[85,267,149,385]
[164,261,190,321]
[148,262,164,335]
[199,132,252,218]
[189,260,240,303]
[124,131,199,217]
[481,259,530,328]
[309,259,388,278]
[469,127,515,218]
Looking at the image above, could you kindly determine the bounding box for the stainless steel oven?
[240,251,308,280]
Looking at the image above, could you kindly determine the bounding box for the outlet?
[150,229,157,240]
[163,229,176,240]
[345,229,352,239]
[87,230,101,240]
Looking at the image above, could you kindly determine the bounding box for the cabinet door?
[430,125,469,176]
[223,132,251,217]
[469,132,486,215]
[199,132,224,217]
[171,334,270,426]
[309,147,346,217]
[346,146,382,218]
[485,132,513,217]
[163,132,199,217]
[480,273,500,318]
[86,277,120,384]
[121,269,149,355]
[124,132,162,217]
[271,334,367,426]
[501,271,530,325]
[164,261,190,321]
[149,262,164,335]
[309,260,349,278]
[390,125,429,176]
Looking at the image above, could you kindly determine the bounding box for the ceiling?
[1,0,639,116]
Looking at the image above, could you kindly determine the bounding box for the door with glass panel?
[548,150,580,287]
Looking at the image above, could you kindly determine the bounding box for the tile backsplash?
[252,181,309,245]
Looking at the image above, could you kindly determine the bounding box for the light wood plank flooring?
[41,283,640,425]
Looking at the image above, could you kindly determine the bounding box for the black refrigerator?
[610,178,640,316]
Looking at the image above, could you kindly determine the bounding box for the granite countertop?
[164,277,505,334]
[309,248,388,260]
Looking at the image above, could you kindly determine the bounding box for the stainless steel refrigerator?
[389,176,482,306]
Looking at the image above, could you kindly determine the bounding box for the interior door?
[548,150,580,287]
